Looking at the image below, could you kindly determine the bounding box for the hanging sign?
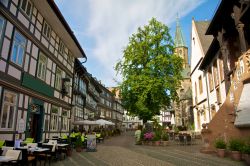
[86,134,97,152]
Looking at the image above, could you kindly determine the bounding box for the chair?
[0,140,5,148]
[16,148,36,166]
[186,135,192,145]
[96,133,104,143]
[23,138,34,144]
[5,140,14,147]
[37,144,54,166]
[179,135,185,145]
[5,149,21,165]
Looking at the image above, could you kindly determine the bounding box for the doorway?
[26,99,44,142]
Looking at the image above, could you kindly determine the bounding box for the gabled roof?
[33,0,87,59]
[194,21,213,55]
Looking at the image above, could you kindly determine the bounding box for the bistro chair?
[96,133,104,143]
[178,134,185,145]
[5,140,14,147]
[23,138,34,144]
[186,135,192,145]
[0,140,5,148]
[37,144,54,166]
[16,148,36,166]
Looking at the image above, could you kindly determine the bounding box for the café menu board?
[86,134,97,152]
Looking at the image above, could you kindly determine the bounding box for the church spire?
[174,15,186,48]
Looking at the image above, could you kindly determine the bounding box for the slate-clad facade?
[0,0,86,142]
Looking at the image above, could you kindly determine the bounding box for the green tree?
[115,18,183,123]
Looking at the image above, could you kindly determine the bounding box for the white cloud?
[56,0,205,87]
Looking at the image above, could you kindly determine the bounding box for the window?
[55,67,62,90]
[198,76,203,94]
[213,61,219,86]
[11,31,26,67]
[194,82,197,105]
[0,90,17,130]
[37,52,47,81]
[219,55,224,81]
[0,15,6,49]
[61,110,69,131]
[59,40,65,55]
[216,88,221,105]
[79,79,86,94]
[208,67,214,91]
[42,21,51,39]
[0,0,9,7]
[20,0,32,17]
[50,106,59,131]
[44,115,49,131]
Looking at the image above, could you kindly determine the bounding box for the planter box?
[154,141,161,146]
[231,151,242,161]
[242,154,250,165]
[161,141,169,146]
[216,149,225,158]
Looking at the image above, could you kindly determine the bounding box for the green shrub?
[152,133,161,141]
[214,138,226,149]
[75,135,82,147]
[241,144,250,154]
[161,132,169,141]
[229,138,244,151]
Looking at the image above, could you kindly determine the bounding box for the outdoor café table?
[29,147,50,153]
[56,144,68,147]
[0,156,15,162]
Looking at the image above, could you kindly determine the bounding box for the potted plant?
[229,138,244,161]
[75,135,83,152]
[161,132,169,146]
[144,132,154,145]
[241,144,250,165]
[214,138,226,158]
[152,133,161,146]
[66,137,72,156]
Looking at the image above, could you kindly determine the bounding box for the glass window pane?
[26,2,32,16]
[1,105,8,128]
[0,0,9,7]
[7,106,14,128]
[21,0,27,11]
[11,44,18,63]
[17,47,24,65]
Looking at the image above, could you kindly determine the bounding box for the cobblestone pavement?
[51,131,246,166]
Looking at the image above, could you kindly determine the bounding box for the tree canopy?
[115,18,183,123]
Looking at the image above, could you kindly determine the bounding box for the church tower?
[173,17,193,128]
[174,17,189,68]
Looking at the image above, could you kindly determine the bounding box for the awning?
[73,120,98,125]
[96,119,115,126]
[234,83,250,127]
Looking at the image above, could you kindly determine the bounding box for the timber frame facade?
[0,0,86,142]
[199,0,250,152]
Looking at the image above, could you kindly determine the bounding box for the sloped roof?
[194,21,213,55]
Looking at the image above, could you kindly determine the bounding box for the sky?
[55,0,221,87]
